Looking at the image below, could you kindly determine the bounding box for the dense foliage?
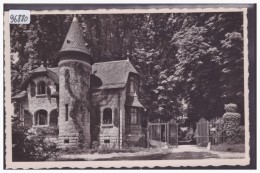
[11,12,244,124]
[222,103,245,144]
[12,122,59,161]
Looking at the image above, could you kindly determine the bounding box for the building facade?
[13,17,145,149]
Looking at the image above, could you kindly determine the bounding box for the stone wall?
[93,89,126,148]
[58,60,91,148]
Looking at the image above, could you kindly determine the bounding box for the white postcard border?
[4,7,250,169]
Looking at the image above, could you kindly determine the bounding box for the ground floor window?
[130,108,138,125]
[103,108,112,124]
[34,110,48,126]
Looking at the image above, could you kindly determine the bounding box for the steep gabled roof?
[21,66,59,88]
[12,90,27,99]
[92,60,138,90]
[47,67,59,83]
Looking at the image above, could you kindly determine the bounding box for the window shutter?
[47,86,51,96]
[114,108,119,127]
[24,110,32,128]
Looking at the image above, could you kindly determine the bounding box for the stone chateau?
[13,17,145,148]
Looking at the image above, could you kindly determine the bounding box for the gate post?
[177,123,179,148]
[159,124,161,148]
[147,122,150,148]
[166,122,170,146]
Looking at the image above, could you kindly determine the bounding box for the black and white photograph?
[3,5,254,169]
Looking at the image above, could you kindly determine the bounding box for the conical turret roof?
[58,17,91,57]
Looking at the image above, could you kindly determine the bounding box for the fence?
[196,118,226,146]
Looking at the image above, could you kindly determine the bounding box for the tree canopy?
[10,12,244,124]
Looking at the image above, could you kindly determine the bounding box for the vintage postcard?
[4,6,252,169]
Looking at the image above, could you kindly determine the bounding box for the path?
[58,145,245,161]
[161,145,244,160]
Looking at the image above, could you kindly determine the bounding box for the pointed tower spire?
[72,15,77,22]
[57,15,93,148]
[57,15,92,63]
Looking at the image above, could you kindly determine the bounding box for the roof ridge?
[93,59,129,65]
[29,64,47,73]
[47,67,58,69]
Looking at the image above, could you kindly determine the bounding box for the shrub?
[98,143,113,154]
[81,143,90,149]
[122,139,130,149]
[222,103,244,144]
[60,146,79,154]
[34,126,59,136]
[232,126,245,144]
[224,103,237,112]
[12,124,59,161]
[223,112,241,130]
[91,141,100,150]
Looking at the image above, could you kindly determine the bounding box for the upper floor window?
[37,81,46,94]
[64,69,70,89]
[103,108,112,124]
[130,76,135,94]
[130,108,138,125]
[30,82,36,97]
[34,109,48,126]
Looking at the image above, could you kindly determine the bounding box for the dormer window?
[37,81,46,95]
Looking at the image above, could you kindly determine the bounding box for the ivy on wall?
[62,62,90,148]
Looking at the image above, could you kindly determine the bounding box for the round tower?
[57,17,93,148]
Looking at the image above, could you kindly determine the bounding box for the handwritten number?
[10,14,28,24]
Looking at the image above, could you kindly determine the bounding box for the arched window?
[49,109,58,126]
[34,110,48,126]
[30,82,36,97]
[37,81,46,94]
[103,108,112,124]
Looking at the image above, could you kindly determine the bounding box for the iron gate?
[196,118,209,146]
[168,122,178,146]
[147,119,178,148]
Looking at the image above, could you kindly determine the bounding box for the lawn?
[210,143,245,153]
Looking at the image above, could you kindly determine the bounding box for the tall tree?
[10,12,244,124]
